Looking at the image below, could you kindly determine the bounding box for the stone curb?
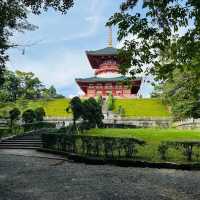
[38,148,200,171]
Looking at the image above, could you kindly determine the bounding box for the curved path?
[0,150,200,200]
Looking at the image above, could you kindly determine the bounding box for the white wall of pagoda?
[95,59,121,78]
[96,72,121,78]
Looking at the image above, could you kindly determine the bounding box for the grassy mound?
[0,98,71,117]
[113,98,171,117]
[0,98,170,118]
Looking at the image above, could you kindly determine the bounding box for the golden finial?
[108,26,113,47]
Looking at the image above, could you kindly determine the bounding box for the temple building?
[75,28,142,98]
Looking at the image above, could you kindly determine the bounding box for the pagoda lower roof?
[86,47,118,56]
[76,76,142,83]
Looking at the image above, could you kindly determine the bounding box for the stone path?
[1,150,200,200]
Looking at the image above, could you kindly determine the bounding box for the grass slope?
[85,128,200,163]
[0,98,170,118]
[114,98,171,117]
[0,98,71,117]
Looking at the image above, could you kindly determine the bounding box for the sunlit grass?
[0,98,71,117]
[114,98,171,117]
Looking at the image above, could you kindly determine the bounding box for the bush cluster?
[106,93,114,111]
[22,121,56,132]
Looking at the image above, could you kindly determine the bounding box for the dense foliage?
[22,121,56,132]
[67,96,82,126]
[34,107,46,121]
[108,0,200,119]
[67,97,104,130]
[22,109,35,123]
[0,0,74,86]
[108,0,200,79]
[8,107,20,129]
[82,98,104,128]
[22,107,47,123]
[153,69,200,120]
[0,69,62,102]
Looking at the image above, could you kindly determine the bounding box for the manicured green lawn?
[85,128,200,163]
[0,98,71,117]
[114,98,171,117]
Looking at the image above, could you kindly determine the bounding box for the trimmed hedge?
[158,141,200,161]
[42,133,145,159]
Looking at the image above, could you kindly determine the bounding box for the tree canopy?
[108,0,200,80]
[0,69,61,102]
[108,0,200,119]
[67,96,104,129]
[0,0,74,86]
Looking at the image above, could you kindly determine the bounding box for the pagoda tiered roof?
[75,76,142,83]
[86,47,118,56]
[86,47,118,69]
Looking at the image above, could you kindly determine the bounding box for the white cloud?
[7,49,93,96]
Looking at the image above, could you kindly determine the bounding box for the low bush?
[41,133,145,159]
[22,121,56,132]
[0,127,12,138]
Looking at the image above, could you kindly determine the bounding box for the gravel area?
[0,151,200,200]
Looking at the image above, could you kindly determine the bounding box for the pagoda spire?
[108,26,113,47]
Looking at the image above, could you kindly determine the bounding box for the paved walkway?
[0,150,200,200]
[0,149,67,160]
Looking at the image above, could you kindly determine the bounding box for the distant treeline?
[0,69,64,102]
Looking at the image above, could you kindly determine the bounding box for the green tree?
[0,0,74,86]
[108,1,200,80]
[22,109,35,123]
[48,85,57,98]
[82,98,104,128]
[159,69,200,120]
[9,108,20,129]
[0,70,20,102]
[34,107,46,121]
[67,96,82,126]
[16,70,43,99]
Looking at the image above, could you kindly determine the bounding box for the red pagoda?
[76,29,142,98]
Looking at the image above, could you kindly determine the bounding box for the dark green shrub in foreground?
[9,108,20,127]
[22,109,35,123]
[22,121,56,132]
[34,107,46,121]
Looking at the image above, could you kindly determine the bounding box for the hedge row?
[158,141,200,161]
[42,133,145,159]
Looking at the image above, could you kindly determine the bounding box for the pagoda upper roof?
[86,47,119,69]
[76,76,142,83]
[86,47,118,56]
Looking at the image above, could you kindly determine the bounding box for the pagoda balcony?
[95,65,119,76]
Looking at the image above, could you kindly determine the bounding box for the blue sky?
[7,0,153,97]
